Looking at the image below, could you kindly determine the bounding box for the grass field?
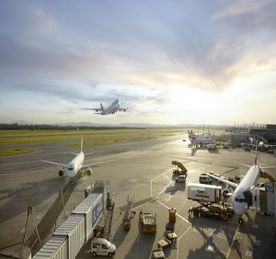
[0,128,184,147]
[0,148,34,157]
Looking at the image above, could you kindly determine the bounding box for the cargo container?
[53,214,85,259]
[187,183,222,202]
[32,236,67,259]
[33,192,105,259]
[71,193,103,240]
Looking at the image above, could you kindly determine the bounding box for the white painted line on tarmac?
[165,174,171,181]
[154,179,172,199]
[150,170,172,199]
[226,227,240,258]
[150,172,166,197]
[157,200,191,225]
[177,225,192,259]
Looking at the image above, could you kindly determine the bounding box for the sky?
[0,0,276,125]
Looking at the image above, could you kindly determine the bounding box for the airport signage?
[92,196,104,226]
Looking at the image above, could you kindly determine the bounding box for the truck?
[187,183,222,203]
[188,203,234,221]
[139,211,157,234]
[172,160,187,176]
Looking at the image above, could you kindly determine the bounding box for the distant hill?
[0,121,229,130]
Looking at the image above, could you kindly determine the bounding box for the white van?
[91,238,116,257]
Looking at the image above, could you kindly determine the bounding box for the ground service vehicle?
[206,143,217,150]
[188,203,234,221]
[140,211,157,234]
[199,174,212,184]
[175,175,186,183]
[172,160,187,176]
[91,238,116,257]
[187,183,222,202]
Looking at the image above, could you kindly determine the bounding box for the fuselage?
[189,134,214,145]
[67,151,84,177]
[232,164,260,215]
[104,99,120,115]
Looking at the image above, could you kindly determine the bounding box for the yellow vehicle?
[140,211,157,234]
[168,208,176,223]
[188,202,234,221]
[172,161,187,176]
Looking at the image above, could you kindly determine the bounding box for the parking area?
[77,158,276,259]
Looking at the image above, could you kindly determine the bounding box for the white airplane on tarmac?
[183,130,215,146]
[42,138,113,178]
[204,154,274,224]
[85,98,128,115]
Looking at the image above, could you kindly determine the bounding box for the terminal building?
[250,124,276,144]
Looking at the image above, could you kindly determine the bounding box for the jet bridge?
[251,182,276,217]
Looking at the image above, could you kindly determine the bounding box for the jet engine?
[85,168,92,176]
[58,169,64,177]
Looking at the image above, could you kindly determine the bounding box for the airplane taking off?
[204,155,274,224]
[42,138,113,178]
[85,98,128,115]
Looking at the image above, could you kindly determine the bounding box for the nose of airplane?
[233,201,246,215]
[67,168,75,178]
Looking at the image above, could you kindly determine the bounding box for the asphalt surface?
[0,134,276,259]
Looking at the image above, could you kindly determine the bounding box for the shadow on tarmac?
[113,224,128,249]
[124,232,155,259]
[0,177,65,224]
[186,216,236,259]
[237,212,276,259]
[165,182,186,195]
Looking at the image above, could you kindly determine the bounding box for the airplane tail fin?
[100,103,104,112]
[254,140,259,165]
[81,137,83,152]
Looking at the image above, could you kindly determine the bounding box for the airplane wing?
[85,108,101,112]
[41,159,68,168]
[204,172,238,189]
[82,160,114,169]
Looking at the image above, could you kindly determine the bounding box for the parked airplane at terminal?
[184,130,215,146]
[85,98,128,115]
[204,155,274,223]
[42,138,113,178]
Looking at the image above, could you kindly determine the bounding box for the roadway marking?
[177,225,192,259]
[153,178,172,199]
[150,171,171,198]
[157,200,191,225]
[226,227,240,258]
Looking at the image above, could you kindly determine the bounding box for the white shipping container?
[33,193,105,259]
[187,183,222,202]
[53,215,85,259]
[71,193,103,240]
[32,236,67,259]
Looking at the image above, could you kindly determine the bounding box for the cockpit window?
[235,197,246,202]
[68,167,73,170]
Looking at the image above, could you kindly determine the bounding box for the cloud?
[0,1,244,92]
[211,0,273,20]
[0,0,276,125]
